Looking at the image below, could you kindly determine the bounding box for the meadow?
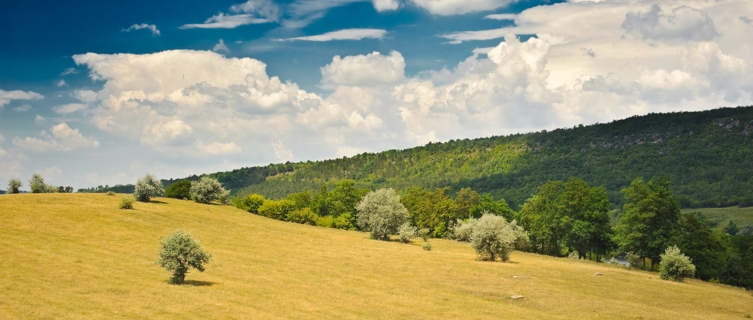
[1,193,750,319]
[684,206,753,230]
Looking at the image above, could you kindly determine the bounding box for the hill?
[79,106,753,210]
[1,194,751,319]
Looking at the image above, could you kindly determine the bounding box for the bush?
[165,180,191,200]
[470,214,520,262]
[134,174,164,202]
[287,207,318,225]
[106,191,115,196]
[236,194,265,213]
[157,230,211,284]
[356,188,409,240]
[659,245,696,281]
[422,242,432,251]
[333,213,356,230]
[189,177,228,204]
[398,223,418,243]
[452,218,478,242]
[418,228,430,241]
[7,179,21,194]
[29,174,46,193]
[258,199,296,220]
[316,215,335,228]
[119,196,134,209]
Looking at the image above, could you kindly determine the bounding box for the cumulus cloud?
[409,0,514,15]
[56,79,67,87]
[122,23,161,36]
[0,89,43,108]
[13,123,100,152]
[200,141,241,155]
[320,51,405,88]
[622,5,718,42]
[281,28,387,41]
[372,0,399,11]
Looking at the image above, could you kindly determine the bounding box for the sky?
[1,0,752,190]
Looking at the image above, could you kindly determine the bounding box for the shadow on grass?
[148,200,168,204]
[169,280,217,286]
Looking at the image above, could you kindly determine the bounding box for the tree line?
[230,176,753,289]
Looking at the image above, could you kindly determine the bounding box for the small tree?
[134,174,164,202]
[356,188,409,240]
[659,245,696,281]
[7,179,21,194]
[286,207,318,225]
[29,174,45,193]
[157,231,211,284]
[237,193,265,213]
[189,177,228,204]
[452,218,478,242]
[398,223,418,243]
[165,180,192,199]
[470,214,519,262]
[119,196,134,209]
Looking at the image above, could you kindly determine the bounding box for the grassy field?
[684,206,753,230]
[1,194,750,319]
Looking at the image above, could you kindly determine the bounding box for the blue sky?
[1,0,752,190]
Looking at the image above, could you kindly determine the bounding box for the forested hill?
[234,106,753,209]
[83,106,753,209]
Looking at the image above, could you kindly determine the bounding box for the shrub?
[287,207,318,225]
[7,179,21,194]
[452,218,477,242]
[422,242,432,251]
[165,180,191,200]
[157,230,211,284]
[508,219,530,250]
[189,177,228,204]
[29,174,46,193]
[398,223,418,243]
[356,188,409,240]
[119,197,134,209]
[333,213,356,230]
[236,194,265,213]
[134,174,164,202]
[418,228,430,241]
[316,215,335,228]
[470,214,519,262]
[258,199,296,220]
[106,191,115,196]
[659,245,696,281]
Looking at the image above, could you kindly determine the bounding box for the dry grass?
[1,193,750,319]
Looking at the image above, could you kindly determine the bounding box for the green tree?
[7,179,21,194]
[455,187,481,220]
[134,174,164,202]
[258,199,296,220]
[356,188,409,240]
[190,177,228,204]
[560,179,613,260]
[157,231,211,284]
[518,181,569,255]
[236,193,265,213]
[401,187,458,238]
[29,173,46,193]
[165,180,192,199]
[677,213,726,280]
[615,177,681,269]
[724,220,739,236]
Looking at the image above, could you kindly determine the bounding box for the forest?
[83,106,753,210]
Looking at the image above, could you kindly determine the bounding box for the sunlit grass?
[1,194,750,319]
[683,206,753,230]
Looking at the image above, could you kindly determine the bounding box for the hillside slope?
[234,106,752,208]
[1,194,750,319]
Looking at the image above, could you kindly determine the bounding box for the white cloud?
[13,123,100,152]
[320,51,405,88]
[56,79,67,87]
[409,0,514,15]
[200,141,241,155]
[213,39,230,53]
[73,89,98,103]
[13,104,31,112]
[0,147,6,158]
[122,23,161,36]
[180,13,271,29]
[372,0,399,11]
[282,28,387,41]
[485,13,516,20]
[622,4,718,42]
[60,67,78,76]
[53,103,87,114]
[34,115,46,125]
[230,0,281,21]
[0,89,43,108]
